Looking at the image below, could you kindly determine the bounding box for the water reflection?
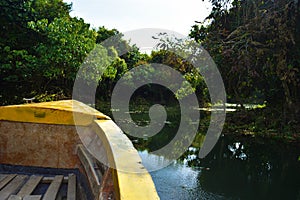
[139,135,300,200]
[141,151,225,200]
[139,150,173,172]
[107,108,300,199]
[199,135,300,200]
[227,142,247,160]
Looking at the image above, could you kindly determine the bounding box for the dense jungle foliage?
[190,0,300,133]
[0,0,299,136]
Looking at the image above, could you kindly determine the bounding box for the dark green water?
[140,135,300,200]
[125,111,300,200]
[101,102,300,200]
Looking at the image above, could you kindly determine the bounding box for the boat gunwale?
[0,100,160,200]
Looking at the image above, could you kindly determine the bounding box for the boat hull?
[0,100,160,200]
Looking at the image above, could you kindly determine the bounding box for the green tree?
[0,0,73,104]
[28,17,97,91]
[190,0,300,124]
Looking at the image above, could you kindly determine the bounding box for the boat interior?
[0,123,114,200]
[0,100,159,200]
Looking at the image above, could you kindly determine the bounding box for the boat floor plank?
[0,174,17,190]
[10,195,42,200]
[42,175,64,200]
[8,195,22,200]
[67,174,76,200]
[17,175,43,197]
[42,176,68,184]
[0,174,8,182]
[0,170,80,199]
[0,175,27,200]
[24,195,42,200]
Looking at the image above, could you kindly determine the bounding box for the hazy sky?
[63,0,212,36]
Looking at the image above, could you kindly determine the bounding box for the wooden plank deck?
[67,174,76,200]
[0,175,27,199]
[0,174,76,200]
[17,175,43,197]
[0,174,17,190]
[42,175,63,200]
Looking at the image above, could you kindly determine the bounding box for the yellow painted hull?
[0,100,159,200]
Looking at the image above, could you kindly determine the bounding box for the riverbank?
[222,108,300,144]
[96,100,300,145]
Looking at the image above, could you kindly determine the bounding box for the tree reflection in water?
[199,135,300,200]
[109,106,300,199]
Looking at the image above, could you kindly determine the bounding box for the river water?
[138,134,300,200]
[102,105,300,199]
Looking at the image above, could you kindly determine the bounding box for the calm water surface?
[104,106,300,200]
[139,150,225,200]
[138,135,300,200]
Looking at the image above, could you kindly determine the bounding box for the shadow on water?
[198,135,300,200]
[101,103,300,200]
[132,112,300,200]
